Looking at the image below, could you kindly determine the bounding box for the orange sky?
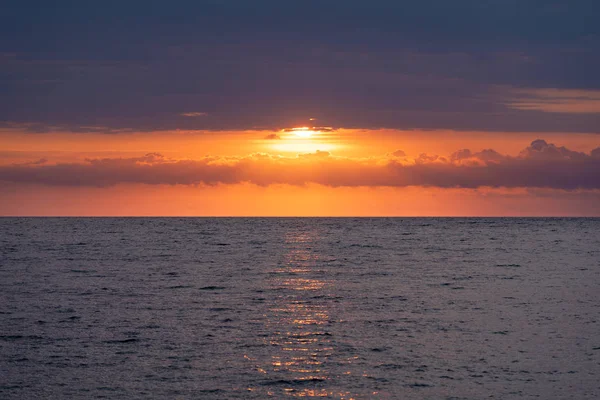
[1,126,599,216]
[2,126,599,162]
[1,183,599,217]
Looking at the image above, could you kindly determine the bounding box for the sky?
[1,0,599,216]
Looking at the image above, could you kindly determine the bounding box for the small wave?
[375,363,404,370]
[248,240,267,245]
[406,382,433,388]
[349,243,383,248]
[260,378,326,386]
[104,338,140,344]
[0,335,44,341]
[61,316,81,322]
[370,347,387,352]
[0,385,22,390]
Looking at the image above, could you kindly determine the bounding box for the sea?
[1,218,599,399]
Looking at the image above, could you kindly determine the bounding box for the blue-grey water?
[1,218,599,399]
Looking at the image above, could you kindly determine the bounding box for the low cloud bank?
[1,140,599,189]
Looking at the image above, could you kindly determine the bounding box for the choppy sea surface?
[1,218,599,399]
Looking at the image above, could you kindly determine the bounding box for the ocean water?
[1,218,599,399]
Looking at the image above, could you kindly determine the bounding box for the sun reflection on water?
[249,228,355,398]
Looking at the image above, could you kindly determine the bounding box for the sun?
[266,126,339,154]
[289,127,314,138]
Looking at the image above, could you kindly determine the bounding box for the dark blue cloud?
[1,1,599,132]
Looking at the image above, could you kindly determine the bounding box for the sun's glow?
[257,126,343,154]
[270,142,338,154]
[290,127,315,138]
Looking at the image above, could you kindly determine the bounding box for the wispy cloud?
[281,127,337,132]
[0,121,134,134]
[508,88,600,114]
[180,112,209,117]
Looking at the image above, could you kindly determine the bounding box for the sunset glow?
[290,127,315,138]
[1,125,599,216]
[1,2,599,216]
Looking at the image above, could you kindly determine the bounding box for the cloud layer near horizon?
[1,140,599,190]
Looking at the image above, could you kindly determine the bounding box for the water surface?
[1,218,599,398]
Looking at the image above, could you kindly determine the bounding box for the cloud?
[298,150,330,159]
[313,127,337,133]
[389,149,406,157]
[450,148,507,166]
[518,139,589,160]
[281,127,338,133]
[0,121,132,134]
[180,112,208,117]
[20,158,48,166]
[2,2,599,133]
[1,141,599,190]
[264,133,281,140]
[508,88,600,114]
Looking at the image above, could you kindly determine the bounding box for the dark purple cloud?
[1,140,598,190]
[389,150,406,157]
[0,1,598,133]
[264,133,281,140]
